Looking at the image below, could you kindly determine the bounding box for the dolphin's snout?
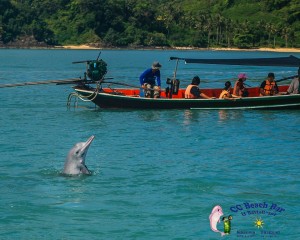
[81,135,95,153]
[86,135,95,145]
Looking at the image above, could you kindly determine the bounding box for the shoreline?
[1,44,300,53]
[59,45,300,53]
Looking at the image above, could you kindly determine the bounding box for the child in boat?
[233,73,249,97]
[219,81,240,99]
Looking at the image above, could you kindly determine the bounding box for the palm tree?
[281,26,291,48]
[203,15,213,48]
[255,20,266,46]
[214,13,222,44]
[224,18,234,47]
[270,24,278,48]
[265,22,273,47]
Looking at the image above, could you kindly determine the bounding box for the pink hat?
[238,73,247,79]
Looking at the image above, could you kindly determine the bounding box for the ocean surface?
[0,49,299,239]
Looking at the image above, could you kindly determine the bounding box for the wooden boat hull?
[73,86,300,110]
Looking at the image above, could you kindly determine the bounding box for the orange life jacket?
[262,80,276,96]
[185,85,198,98]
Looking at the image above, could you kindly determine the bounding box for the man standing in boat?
[259,72,279,96]
[139,61,162,98]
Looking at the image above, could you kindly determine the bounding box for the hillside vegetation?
[0,0,299,48]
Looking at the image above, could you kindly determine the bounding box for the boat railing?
[75,84,290,99]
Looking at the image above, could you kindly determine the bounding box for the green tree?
[233,34,254,48]
[0,0,300,48]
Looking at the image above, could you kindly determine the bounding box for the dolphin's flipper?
[80,164,91,175]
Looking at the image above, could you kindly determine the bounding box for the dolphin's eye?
[76,150,79,154]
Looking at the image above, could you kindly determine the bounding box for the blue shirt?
[139,68,161,86]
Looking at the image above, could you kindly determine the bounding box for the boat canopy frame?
[169,55,300,85]
[169,55,300,67]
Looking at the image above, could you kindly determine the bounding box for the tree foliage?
[0,0,299,48]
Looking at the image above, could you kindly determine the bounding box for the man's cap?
[152,62,162,69]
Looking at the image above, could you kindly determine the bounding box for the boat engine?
[166,78,180,98]
[86,59,107,81]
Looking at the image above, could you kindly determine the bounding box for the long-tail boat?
[71,55,300,110]
[1,54,299,110]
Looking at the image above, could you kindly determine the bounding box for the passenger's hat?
[238,73,247,79]
[152,61,162,69]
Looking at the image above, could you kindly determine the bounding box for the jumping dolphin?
[209,205,225,236]
[63,135,95,175]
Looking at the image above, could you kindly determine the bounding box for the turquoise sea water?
[0,49,300,239]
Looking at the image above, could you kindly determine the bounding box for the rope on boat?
[67,82,101,107]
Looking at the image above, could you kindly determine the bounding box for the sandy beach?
[61,44,300,53]
[60,44,100,50]
[211,47,300,53]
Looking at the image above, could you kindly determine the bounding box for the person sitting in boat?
[233,73,248,97]
[286,67,300,94]
[139,61,162,98]
[185,76,212,99]
[219,81,240,99]
[259,72,279,96]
